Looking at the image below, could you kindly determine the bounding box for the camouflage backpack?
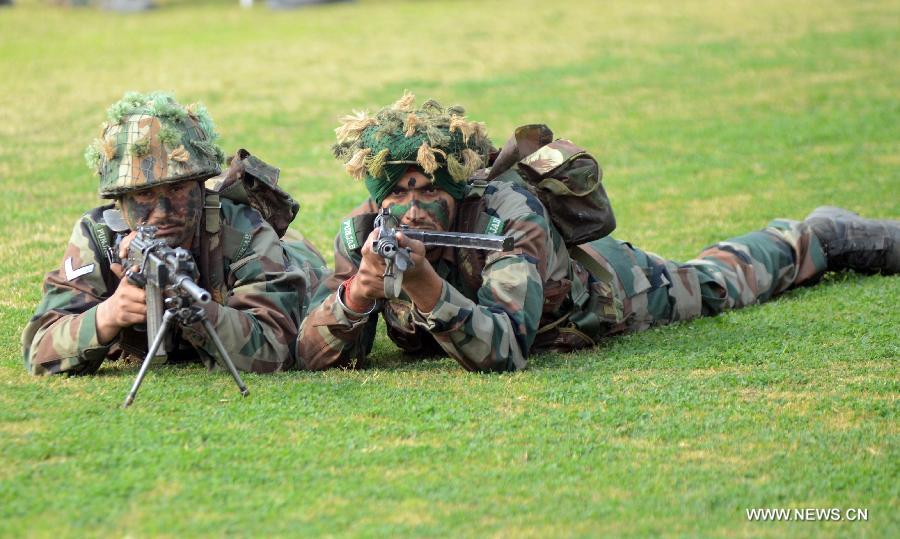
[203,149,327,309]
[454,123,616,291]
[473,124,616,246]
[448,124,618,329]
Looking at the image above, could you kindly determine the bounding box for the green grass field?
[1,0,898,536]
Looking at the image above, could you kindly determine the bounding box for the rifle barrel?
[400,227,514,252]
[174,274,211,304]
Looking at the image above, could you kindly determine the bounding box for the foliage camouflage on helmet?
[85,91,224,198]
[332,91,493,203]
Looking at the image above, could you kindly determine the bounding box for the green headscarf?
[333,92,493,204]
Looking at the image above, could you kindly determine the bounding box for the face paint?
[383,195,454,230]
[414,199,452,230]
[381,168,457,232]
[121,181,203,247]
[386,201,412,221]
[121,196,155,228]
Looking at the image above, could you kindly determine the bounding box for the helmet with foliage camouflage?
[332,91,494,203]
[84,91,224,198]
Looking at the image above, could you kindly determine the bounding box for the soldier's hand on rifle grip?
[395,231,443,312]
[95,264,147,345]
[348,227,391,306]
[394,232,429,280]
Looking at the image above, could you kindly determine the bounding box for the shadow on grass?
[88,360,198,376]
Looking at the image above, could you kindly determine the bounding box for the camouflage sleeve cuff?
[329,291,375,329]
[336,282,379,320]
[24,304,111,376]
[412,280,475,334]
[81,305,112,355]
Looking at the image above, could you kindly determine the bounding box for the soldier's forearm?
[296,293,374,370]
[23,306,111,375]
[413,275,538,372]
[95,299,122,345]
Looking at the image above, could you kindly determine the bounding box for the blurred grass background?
[0,0,897,536]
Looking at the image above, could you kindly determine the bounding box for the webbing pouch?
[485,125,616,246]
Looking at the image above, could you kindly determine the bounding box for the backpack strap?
[454,193,492,295]
[200,191,228,304]
[568,243,622,324]
[466,178,489,199]
[568,244,614,287]
[89,218,124,294]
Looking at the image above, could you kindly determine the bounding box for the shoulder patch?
[485,216,504,235]
[221,224,254,261]
[342,218,359,251]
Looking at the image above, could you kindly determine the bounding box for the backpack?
[202,149,328,306]
[456,126,622,350]
[480,124,616,246]
[458,124,619,294]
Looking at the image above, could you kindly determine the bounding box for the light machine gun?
[121,225,249,408]
[373,208,515,299]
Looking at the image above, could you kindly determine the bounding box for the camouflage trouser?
[578,219,828,337]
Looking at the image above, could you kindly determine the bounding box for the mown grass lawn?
[1,0,897,536]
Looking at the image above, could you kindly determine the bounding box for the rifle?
[120,225,249,408]
[373,208,515,299]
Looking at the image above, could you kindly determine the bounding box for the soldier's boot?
[804,206,900,275]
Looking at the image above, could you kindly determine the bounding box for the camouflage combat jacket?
[23,199,310,375]
[297,180,602,372]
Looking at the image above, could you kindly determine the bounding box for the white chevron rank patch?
[64,257,95,281]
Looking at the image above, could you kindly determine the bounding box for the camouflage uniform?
[296,180,826,372]
[22,92,327,375]
[22,198,321,375]
[296,93,830,371]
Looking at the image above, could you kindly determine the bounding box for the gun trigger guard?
[394,249,410,272]
[125,268,145,288]
[384,272,403,300]
[106,246,120,267]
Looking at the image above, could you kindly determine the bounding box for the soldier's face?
[381,169,457,232]
[121,181,203,248]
